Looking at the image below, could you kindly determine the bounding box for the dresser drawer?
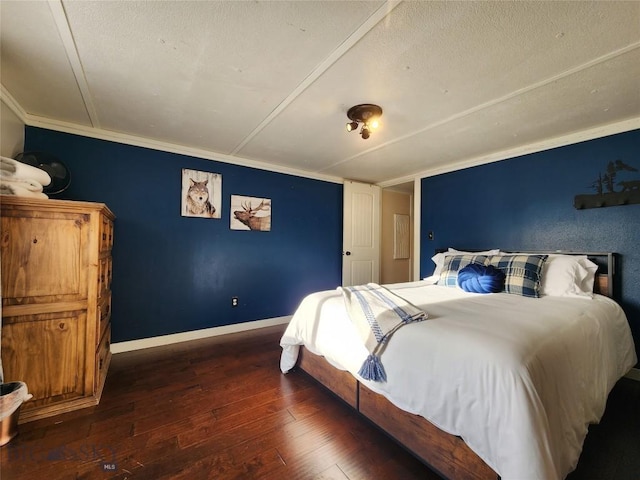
[97,257,112,298]
[97,293,112,344]
[96,327,111,392]
[99,216,114,252]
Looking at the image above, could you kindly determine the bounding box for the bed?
[280,251,637,480]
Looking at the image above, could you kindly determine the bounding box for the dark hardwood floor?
[1,324,638,479]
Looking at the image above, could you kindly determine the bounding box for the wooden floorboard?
[1,324,638,479]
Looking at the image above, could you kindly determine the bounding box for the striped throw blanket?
[339,283,428,382]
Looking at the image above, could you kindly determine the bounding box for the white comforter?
[280,281,637,480]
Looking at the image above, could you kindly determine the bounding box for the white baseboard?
[110,316,291,354]
[625,367,640,382]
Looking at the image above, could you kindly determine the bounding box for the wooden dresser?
[1,197,114,422]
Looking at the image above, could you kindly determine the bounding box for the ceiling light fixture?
[346,121,359,132]
[346,104,382,139]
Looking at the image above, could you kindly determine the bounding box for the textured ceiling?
[1,1,639,186]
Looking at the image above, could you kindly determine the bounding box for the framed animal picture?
[230,195,271,231]
[181,169,221,219]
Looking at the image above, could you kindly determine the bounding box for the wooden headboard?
[585,252,615,298]
[434,249,616,299]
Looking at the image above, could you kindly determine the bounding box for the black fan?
[14,152,71,195]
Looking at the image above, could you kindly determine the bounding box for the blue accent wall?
[421,129,640,364]
[25,127,343,343]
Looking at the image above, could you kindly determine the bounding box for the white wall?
[381,189,412,284]
[1,99,25,158]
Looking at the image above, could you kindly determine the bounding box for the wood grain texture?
[1,324,637,479]
[359,385,496,480]
[298,347,358,408]
[299,346,497,480]
[594,274,608,296]
[1,197,114,422]
[0,326,439,480]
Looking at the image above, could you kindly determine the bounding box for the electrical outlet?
[231,296,239,307]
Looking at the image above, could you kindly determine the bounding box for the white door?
[343,180,381,286]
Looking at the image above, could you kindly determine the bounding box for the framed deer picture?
[181,169,222,219]
[230,195,271,231]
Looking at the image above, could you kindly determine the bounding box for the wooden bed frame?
[293,252,615,480]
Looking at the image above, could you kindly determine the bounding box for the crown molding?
[5,86,638,189]
[22,114,344,184]
[330,42,640,177]
[2,82,343,185]
[0,85,28,123]
[379,116,640,186]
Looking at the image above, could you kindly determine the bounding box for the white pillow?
[539,254,598,298]
[422,275,439,284]
[577,257,598,296]
[429,248,500,277]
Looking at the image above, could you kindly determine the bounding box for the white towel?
[0,156,51,187]
[1,182,48,199]
[0,178,43,193]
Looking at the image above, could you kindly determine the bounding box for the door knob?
[345,251,351,256]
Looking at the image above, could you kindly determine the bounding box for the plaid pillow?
[488,254,548,298]
[437,254,489,287]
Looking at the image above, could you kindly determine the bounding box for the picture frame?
[230,195,271,231]
[181,169,221,219]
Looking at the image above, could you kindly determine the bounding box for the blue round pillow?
[457,264,505,294]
